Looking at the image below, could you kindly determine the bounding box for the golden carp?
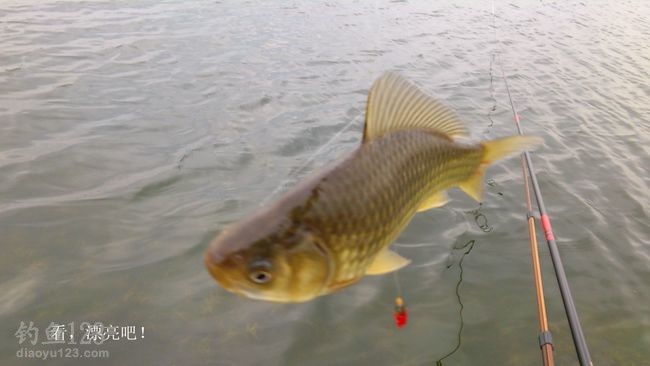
[205,72,542,302]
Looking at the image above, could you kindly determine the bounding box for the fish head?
[205,214,331,303]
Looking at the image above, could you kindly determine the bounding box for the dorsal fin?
[363,72,468,141]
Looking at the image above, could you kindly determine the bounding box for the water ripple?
[1,1,649,365]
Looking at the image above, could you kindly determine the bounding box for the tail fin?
[459,136,543,202]
[482,136,543,165]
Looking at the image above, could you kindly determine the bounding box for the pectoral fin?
[366,249,411,275]
[417,192,449,212]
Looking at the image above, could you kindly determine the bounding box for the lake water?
[1,1,649,365]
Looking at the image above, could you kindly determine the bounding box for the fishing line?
[435,21,499,360]
[262,113,363,205]
[485,53,497,135]
[435,3,504,360]
[263,2,389,204]
[436,239,476,366]
[467,203,494,233]
[392,269,403,297]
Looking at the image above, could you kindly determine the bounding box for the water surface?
[1,1,649,365]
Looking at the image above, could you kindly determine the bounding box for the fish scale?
[298,130,481,285]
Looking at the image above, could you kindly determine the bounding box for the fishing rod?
[519,138,554,366]
[488,5,554,363]
[498,57,593,366]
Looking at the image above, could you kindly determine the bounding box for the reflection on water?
[1,1,649,365]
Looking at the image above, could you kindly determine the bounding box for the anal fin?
[366,249,411,275]
[417,191,449,212]
[459,166,485,202]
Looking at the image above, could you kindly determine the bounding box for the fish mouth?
[204,251,236,290]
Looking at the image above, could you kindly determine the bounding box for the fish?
[205,72,542,303]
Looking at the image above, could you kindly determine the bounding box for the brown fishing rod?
[521,156,554,366]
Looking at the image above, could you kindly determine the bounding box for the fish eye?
[248,259,272,284]
[249,270,272,284]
